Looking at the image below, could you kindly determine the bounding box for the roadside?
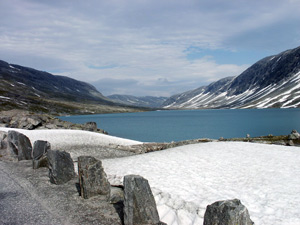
[0,160,122,225]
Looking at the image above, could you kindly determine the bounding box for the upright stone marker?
[32,140,50,169]
[47,150,75,185]
[78,156,110,199]
[7,130,32,161]
[123,175,161,225]
[203,199,254,225]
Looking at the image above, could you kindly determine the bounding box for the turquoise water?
[60,108,300,142]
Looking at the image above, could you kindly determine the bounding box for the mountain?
[0,60,143,115]
[107,94,168,108]
[162,46,300,109]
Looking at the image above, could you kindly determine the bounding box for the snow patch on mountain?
[163,47,300,109]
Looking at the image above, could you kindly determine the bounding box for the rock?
[123,175,161,225]
[47,150,75,185]
[0,131,7,141]
[109,186,124,204]
[78,156,110,199]
[0,131,8,150]
[32,140,50,169]
[272,140,286,146]
[83,122,98,132]
[32,156,48,169]
[0,116,11,124]
[203,199,254,225]
[33,140,50,159]
[287,140,295,146]
[288,130,300,140]
[7,131,32,161]
[0,110,107,134]
[45,124,57,129]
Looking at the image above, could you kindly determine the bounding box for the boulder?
[83,122,98,132]
[32,140,51,169]
[109,186,124,204]
[0,131,7,141]
[0,131,8,150]
[33,140,50,159]
[123,175,161,225]
[47,150,75,185]
[288,129,300,140]
[7,131,32,161]
[0,116,11,124]
[203,199,254,225]
[78,156,110,199]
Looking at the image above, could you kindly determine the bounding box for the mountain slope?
[107,94,168,108]
[162,46,300,109]
[0,60,143,114]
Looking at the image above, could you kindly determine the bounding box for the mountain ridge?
[107,94,168,108]
[162,46,300,109]
[0,60,144,115]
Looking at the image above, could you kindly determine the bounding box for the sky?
[1,0,300,97]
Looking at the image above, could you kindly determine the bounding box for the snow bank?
[102,142,300,225]
[0,128,141,148]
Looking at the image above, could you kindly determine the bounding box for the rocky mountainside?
[0,60,143,115]
[163,46,300,109]
[107,94,168,108]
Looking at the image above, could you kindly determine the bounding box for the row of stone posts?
[1,130,254,225]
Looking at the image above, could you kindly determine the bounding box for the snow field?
[102,142,300,225]
[0,128,142,147]
[1,128,299,224]
[0,128,142,160]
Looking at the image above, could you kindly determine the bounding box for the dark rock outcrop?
[7,131,32,161]
[32,140,50,169]
[78,156,110,199]
[0,110,107,134]
[82,122,98,132]
[123,175,161,225]
[47,150,75,185]
[203,199,254,225]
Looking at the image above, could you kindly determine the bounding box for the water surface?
[60,108,300,142]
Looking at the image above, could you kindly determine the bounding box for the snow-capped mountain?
[108,94,168,108]
[163,46,300,109]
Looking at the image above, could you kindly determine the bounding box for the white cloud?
[0,0,299,96]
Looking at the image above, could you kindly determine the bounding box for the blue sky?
[1,0,300,96]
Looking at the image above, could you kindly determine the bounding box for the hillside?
[0,60,143,115]
[162,46,300,109]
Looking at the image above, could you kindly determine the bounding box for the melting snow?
[0,96,10,100]
[103,142,300,225]
[0,128,141,148]
[17,82,26,86]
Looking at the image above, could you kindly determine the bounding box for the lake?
[60,108,300,142]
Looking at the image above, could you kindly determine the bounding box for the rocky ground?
[0,160,123,225]
[0,109,107,134]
